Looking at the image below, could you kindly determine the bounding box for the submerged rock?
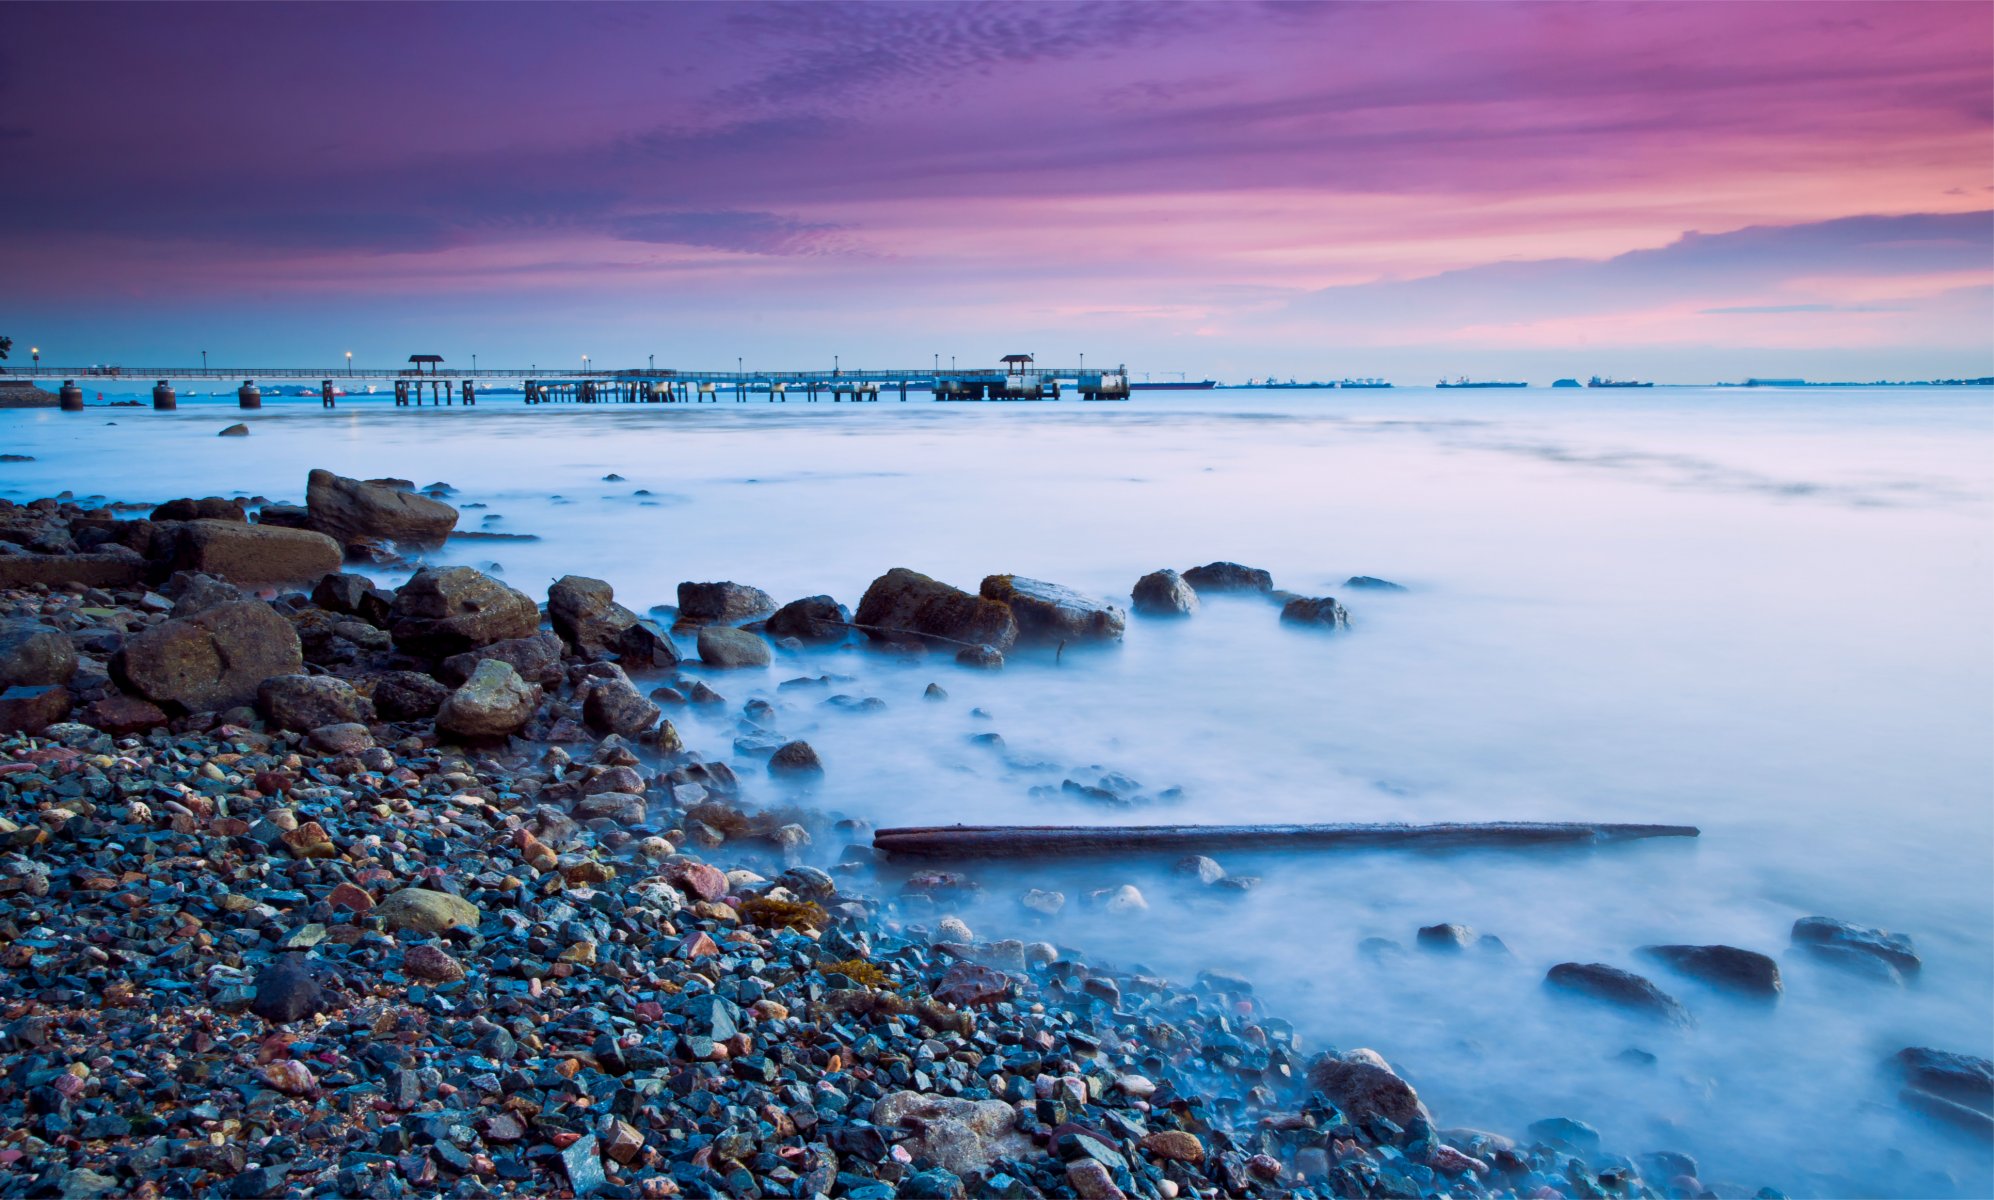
[697,625,772,668]
[1546,962,1692,1026]
[765,594,850,642]
[1893,1047,1994,1112]
[1182,561,1273,594]
[1639,944,1782,997]
[1417,923,1475,952]
[769,740,825,776]
[955,644,1005,670]
[1344,575,1408,591]
[1792,915,1920,975]
[675,580,776,626]
[1280,595,1350,629]
[855,567,1018,652]
[980,574,1127,643]
[1131,568,1198,617]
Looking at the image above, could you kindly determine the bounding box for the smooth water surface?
[4,386,1990,1195]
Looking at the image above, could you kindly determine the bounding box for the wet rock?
[925,682,948,700]
[371,670,452,721]
[769,740,824,777]
[257,674,371,732]
[1901,1088,1994,1138]
[306,468,458,550]
[697,625,771,668]
[1893,1048,1993,1112]
[251,955,331,1025]
[1546,962,1692,1026]
[1417,923,1475,952]
[438,630,565,688]
[1067,1159,1125,1200]
[1021,888,1066,916]
[1131,568,1199,617]
[253,502,312,529]
[980,574,1127,643]
[1527,1116,1601,1154]
[1094,884,1147,914]
[1345,575,1408,591]
[579,669,659,737]
[112,600,302,712]
[1140,1130,1206,1165]
[1172,855,1226,884]
[1306,1052,1428,1129]
[436,659,538,741]
[871,1092,1030,1173]
[560,1133,608,1197]
[218,423,248,437]
[0,683,71,733]
[308,721,373,754]
[613,620,681,670]
[158,520,343,584]
[375,888,481,935]
[0,618,78,687]
[549,575,641,656]
[765,594,850,642]
[574,791,647,824]
[312,572,395,625]
[151,496,247,522]
[675,580,776,626]
[855,567,1019,651]
[78,693,168,734]
[1182,561,1273,594]
[402,943,466,983]
[1791,915,1920,975]
[1639,944,1783,998]
[162,569,240,616]
[955,644,1004,670]
[1280,595,1350,629]
[388,566,540,658]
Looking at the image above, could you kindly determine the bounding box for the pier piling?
[237,381,261,410]
[152,380,177,411]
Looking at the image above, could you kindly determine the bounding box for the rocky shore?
[0,475,1984,1198]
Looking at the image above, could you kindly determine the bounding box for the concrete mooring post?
[152,380,177,411]
[321,380,336,408]
[59,381,84,411]
[237,380,261,410]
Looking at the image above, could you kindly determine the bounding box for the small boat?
[1588,376,1653,388]
[1437,377,1527,388]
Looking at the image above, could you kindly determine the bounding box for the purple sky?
[3,1,1989,381]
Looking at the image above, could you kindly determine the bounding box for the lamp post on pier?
[31,347,38,371]
[200,350,207,371]
[345,351,352,376]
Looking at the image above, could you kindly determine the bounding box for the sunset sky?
[4,1,1989,381]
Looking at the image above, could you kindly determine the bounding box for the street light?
[472,354,478,373]
[200,350,207,371]
[30,347,38,371]
[345,351,352,376]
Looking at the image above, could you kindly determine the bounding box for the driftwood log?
[873,821,1699,860]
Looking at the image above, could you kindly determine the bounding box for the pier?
[4,354,1132,411]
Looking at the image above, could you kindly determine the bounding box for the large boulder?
[676,581,776,626]
[980,575,1126,644]
[765,595,850,643]
[1182,562,1273,594]
[312,572,395,626]
[159,520,343,585]
[0,551,144,590]
[435,659,538,741]
[438,631,566,688]
[0,685,71,734]
[1893,1048,1993,1112]
[854,568,1018,652]
[1638,944,1782,998]
[258,674,371,732]
[870,1092,1032,1175]
[0,618,78,688]
[549,575,639,656]
[1546,962,1692,1026]
[389,567,540,659]
[306,468,457,550]
[1304,1053,1429,1131]
[697,626,772,669]
[1130,569,1198,617]
[112,601,303,713]
[150,496,247,523]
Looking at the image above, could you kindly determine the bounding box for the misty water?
[4,386,1990,1196]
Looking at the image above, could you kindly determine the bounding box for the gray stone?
[765,595,850,642]
[1345,575,1408,591]
[0,684,71,734]
[675,580,776,626]
[1305,1053,1428,1128]
[258,674,371,732]
[112,600,303,713]
[580,670,660,737]
[306,468,458,550]
[697,625,771,668]
[1417,923,1475,952]
[855,567,1018,651]
[1131,569,1198,617]
[438,631,565,688]
[549,575,640,656]
[1791,915,1920,975]
[1280,595,1350,629]
[436,659,538,741]
[375,888,481,935]
[955,644,1004,670]
[980,574,1126,643]
[371,670,451,721]
[1639,944,1783,997]
[1182,561,1273,594]
[769,740,824,776]
[0,618,77,687]
[390,567,540,658]
[158,519,343,585]
[1894,1047,1993,1112]
[1546,962,1692,1026]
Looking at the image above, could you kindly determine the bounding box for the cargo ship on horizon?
[1588,376,1653,388]
[1437,377,1527,388]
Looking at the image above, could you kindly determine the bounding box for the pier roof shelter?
[1000,354,1035,366]
[407,354,444,376]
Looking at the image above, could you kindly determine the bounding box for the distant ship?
[1128,379,1217,391]
[1437,377,1527,388]
[1588,376,1653,388]
[1338,378,1393,388]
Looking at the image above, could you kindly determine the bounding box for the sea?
[3,384,1990,1196]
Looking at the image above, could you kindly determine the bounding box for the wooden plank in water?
[872,821,1699,860]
